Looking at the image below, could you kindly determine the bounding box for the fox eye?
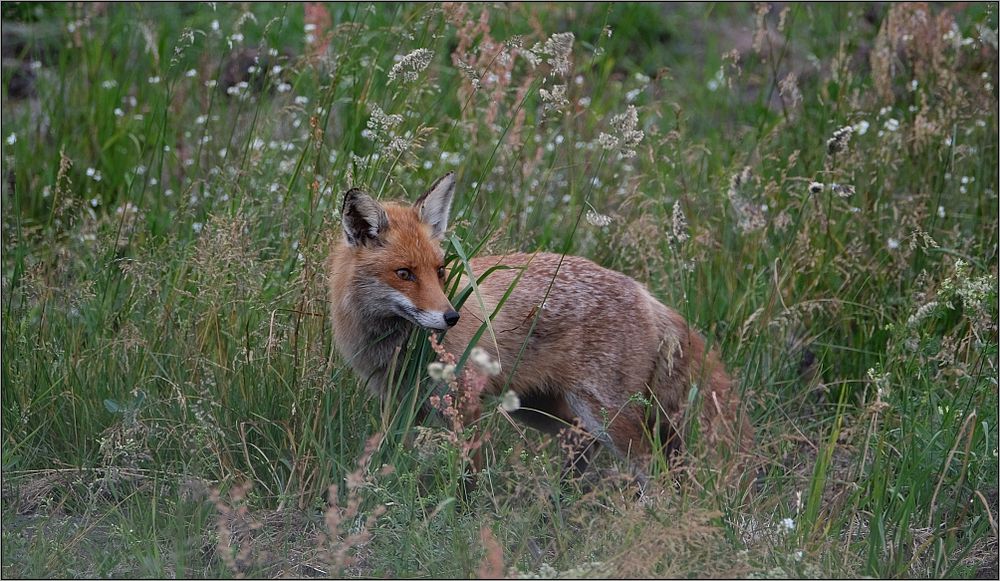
[437,266,446,279]
[395,268,415,282]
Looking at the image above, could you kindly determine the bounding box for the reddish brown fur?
[327,193,753,481]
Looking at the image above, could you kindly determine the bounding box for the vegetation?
[2,2,997,577]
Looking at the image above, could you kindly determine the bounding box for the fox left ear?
[415,172,456,240]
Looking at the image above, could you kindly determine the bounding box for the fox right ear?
[341,189,389,246]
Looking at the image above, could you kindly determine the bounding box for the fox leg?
[510,391,600,478]
[563,390,656,488]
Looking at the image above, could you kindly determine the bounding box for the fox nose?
[444,310,460,327]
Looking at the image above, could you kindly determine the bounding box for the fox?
[326,172,753,483]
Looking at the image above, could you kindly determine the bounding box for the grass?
[2,2,997,578]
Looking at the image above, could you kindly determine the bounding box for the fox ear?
[341,189,389,246]
[415,172,456,240]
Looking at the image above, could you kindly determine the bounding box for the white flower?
[500,390,521,412]
[539,84,569,112]
[884,118,900,132]
[387,48,434,83]
[598,105,644,158]
[707,67,725,92]
[830,183,855,198]
[780,517,795,532]
[671,201,689,243]
[853,119,870,135]
[887,237,900,250]
[586,209,613,227]
[542,32,575,76]
[470,347,501,376]
[5,133,15,145]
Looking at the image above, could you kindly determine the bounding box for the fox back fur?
[327,173,752,480]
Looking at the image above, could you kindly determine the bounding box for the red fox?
[326,172,753,482]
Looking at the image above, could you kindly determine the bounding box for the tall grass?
[2,2,997,578]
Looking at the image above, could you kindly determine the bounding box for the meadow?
[1,2,997,578]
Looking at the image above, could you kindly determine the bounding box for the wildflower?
[706,67,725,91]
[907,301,940,328]
[778,72,802,109]
[887,237,900,250]
[826,125,853,154]
[597,105,644,158]
[539,84,569,112]
[853,120,870,135]
[884,118,900,132]
[427,361,456,382]
[498,391,521,414]
[470,347,501,376]
[728,167,765,233]
[366,105,403,146]
[937,205,946,219]
[808,181,824,195]
[780,517,796,532]
[945,259,995,311]
[543,32,575,76]
[5,133,15,145]
[831,183,855,198]
[148,75,161,84]
[525,32,575,76]
[86,167,103,182]
[101,79,118,89]
[671,201,689,243]
[586,209,613,227]
[387,48,434,83]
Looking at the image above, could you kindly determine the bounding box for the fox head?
[339,173,461,331]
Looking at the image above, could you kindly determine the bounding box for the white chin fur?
[387,289,449,330]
